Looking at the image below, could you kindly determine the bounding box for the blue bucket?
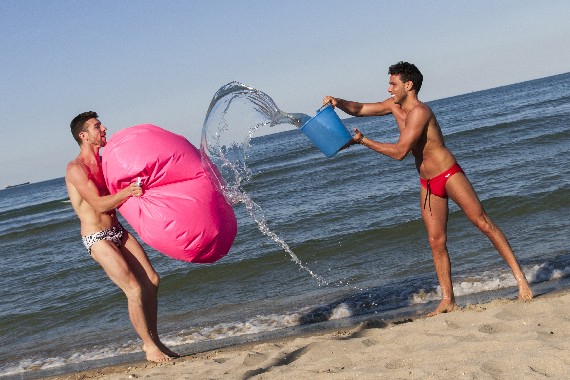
[300,104,352,157]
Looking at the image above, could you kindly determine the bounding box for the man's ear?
[405,80,414,92]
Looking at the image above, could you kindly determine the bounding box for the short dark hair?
[70,111,98,145]
[388,61,423,94]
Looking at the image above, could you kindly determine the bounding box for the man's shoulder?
[66,158,87,180]
[66,158,81,172]
[409,101,433,117]
[416,100,432,110]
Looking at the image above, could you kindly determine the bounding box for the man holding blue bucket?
[323,61,533,316]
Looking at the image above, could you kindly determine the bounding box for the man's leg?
[445,173,533,300]
[120,232,179,358]
[90,240,171,362]
[420,187,458,316]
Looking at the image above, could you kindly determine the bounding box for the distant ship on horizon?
[5,182,30,189]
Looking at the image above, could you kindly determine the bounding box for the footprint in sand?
[385,358,413,370]
[443,319,461,329]
[492,309,525,321]
[478,323,506,334]
[243,352,268,366]
[360,338,379,348]
[480,362,504,378]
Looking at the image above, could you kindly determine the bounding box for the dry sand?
[49,290,570,380]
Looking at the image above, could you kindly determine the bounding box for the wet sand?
[47,289,570,379]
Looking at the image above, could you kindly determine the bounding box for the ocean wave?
[3,255,570,379]
[447,112,569,146]
[0,198,70,221]
[410,258,570,305]
[2,74,570,380]
[0,208,75,239]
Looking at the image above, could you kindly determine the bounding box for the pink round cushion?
[102,124,237,263]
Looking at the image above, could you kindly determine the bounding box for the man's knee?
[473,213,496,235]
[123,278,144,301]
[428,233,447,251]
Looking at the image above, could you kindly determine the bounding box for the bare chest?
[87,165,109,196]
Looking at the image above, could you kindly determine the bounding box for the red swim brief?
[420,162,464,213]
[420,162,464,198]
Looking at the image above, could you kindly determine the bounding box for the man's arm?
[323,96,398,117]
[66,162,140,213]
[356,105,431,161]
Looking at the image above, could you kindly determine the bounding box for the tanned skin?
[323,66,533,316]
[66,116,179,361]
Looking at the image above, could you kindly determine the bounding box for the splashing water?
[200,81,329,285]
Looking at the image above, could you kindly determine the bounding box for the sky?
[1,0,569,186]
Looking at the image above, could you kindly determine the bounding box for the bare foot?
[515,274,534,301]
[158,342,180,358]
[142,344,172,363]
[428,300,458,317]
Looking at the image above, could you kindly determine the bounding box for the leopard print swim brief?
[82,223,125,255]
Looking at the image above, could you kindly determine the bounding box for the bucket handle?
[317,101,332,113]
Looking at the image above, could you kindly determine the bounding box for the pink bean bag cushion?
[102,124,237,263]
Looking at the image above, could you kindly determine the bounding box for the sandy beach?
[48,289,570,380]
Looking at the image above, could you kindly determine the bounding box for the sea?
[1,72,569,379]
